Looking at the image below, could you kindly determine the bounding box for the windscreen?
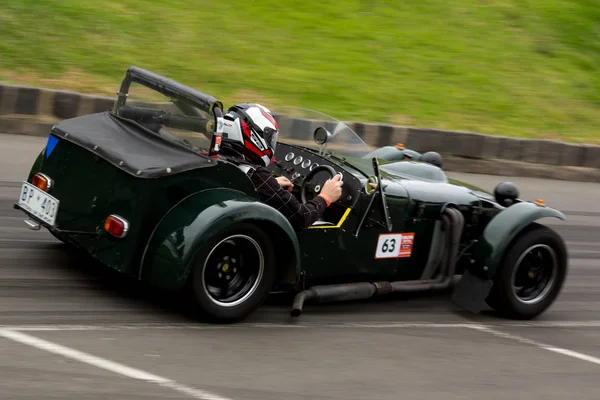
[272,107,372,159]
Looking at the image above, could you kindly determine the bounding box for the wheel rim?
[201,234,264,308]
[511,244,558,305]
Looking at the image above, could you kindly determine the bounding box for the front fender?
[139,188,301,290]
[469,201,566,280]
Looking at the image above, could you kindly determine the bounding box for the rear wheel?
[486,223,567,319]
[189,223,276,323]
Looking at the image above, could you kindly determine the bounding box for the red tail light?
[103,215,129,238]
[32,173,52,192]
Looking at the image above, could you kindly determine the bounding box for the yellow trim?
[308,207,352,229]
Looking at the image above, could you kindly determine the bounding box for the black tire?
[486,223,568,319]
[188,222,276,323]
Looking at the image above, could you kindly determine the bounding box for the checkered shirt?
[250,167,328,230]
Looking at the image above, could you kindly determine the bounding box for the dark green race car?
[14,67,569,323]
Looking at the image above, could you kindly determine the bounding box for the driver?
[218,103,344,230]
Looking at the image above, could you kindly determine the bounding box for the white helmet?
[220,103,279,167]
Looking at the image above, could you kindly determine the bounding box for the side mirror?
[314,127,332,145]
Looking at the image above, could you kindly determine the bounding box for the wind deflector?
[114,66,223,115]
[51,111,211,178]
[111,66,226,159]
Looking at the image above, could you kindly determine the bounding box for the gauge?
[301,159,312,169]
[284,152,295,162]
[293,156,303,165]
[310,163,319,171]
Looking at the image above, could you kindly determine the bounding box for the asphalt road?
[2,133,600,399]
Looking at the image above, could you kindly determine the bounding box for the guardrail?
[1,82,600,182]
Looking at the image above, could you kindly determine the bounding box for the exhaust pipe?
[391,212,452,287]
[290,282,393,317]
[290,207,465,317]
[391,207,463,291]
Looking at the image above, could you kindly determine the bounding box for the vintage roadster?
[14,67,568,322]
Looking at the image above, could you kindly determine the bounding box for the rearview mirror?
[313,127,332,145]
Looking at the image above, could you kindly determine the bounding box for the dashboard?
[266,143,364,210]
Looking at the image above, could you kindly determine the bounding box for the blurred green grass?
[1,0,600,143]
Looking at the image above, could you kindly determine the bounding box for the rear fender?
[139,188,301,290]
[451,201,565,313]
[26,132,60,181]
[27,147,46,181]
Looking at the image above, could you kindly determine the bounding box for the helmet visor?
[263,127,278,153]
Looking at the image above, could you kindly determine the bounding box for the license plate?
[17,182,60,226]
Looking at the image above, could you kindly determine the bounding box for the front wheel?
[189,223,276,323]
[486,223,568,319]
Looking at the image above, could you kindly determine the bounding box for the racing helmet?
[220,103,279,167]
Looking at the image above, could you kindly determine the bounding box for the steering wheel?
[300,165,342,204]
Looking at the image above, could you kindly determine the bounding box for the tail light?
[103,215,129,238]
[32,173,52,192]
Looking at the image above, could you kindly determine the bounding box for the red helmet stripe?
[241,120,251,137]
[260,108,278,130]
[244,137,271,158]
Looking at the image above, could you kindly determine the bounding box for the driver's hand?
[320,174,344,203]
[275,176,294,192]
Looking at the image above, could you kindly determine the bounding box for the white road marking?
[469,325,600,366]
[2,320,600,331]
[250,323,307,328]
[335,322,478,328]
[500,320,600,328]
[0,328,233,400]
[0,324,230,331]
[0,322,476,331]
[542,347,600,366]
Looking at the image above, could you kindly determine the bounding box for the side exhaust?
[290,207,465,317]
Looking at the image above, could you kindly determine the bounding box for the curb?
[0,83,115,119]
[0,117,56,137]
[1,82,600,182]
[442,155,600,183]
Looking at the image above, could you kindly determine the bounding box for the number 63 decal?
[375,233,414,259]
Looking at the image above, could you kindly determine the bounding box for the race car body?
[15,67,568,322]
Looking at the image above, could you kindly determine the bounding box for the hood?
[394,179,483,208]
[378,161,495,210]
